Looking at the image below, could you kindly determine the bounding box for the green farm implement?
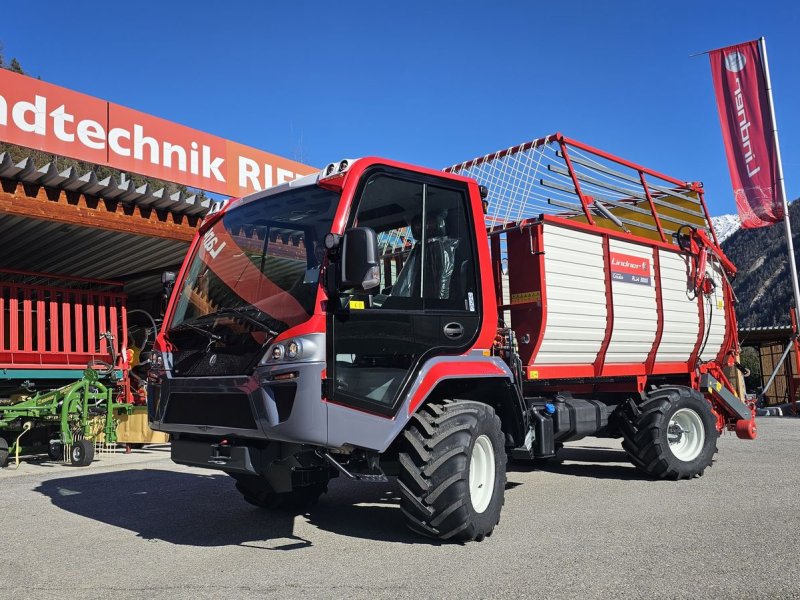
[0,334,132,468]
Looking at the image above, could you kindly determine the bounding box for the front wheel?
[619,386,718,479]
[398,400,506,542]
[70,440,95,467]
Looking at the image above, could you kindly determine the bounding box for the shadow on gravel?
[35,469,313,549]
[534,462,648,481]
[303,483,445,546]
[34,469,442,548]
[510,447,653,481]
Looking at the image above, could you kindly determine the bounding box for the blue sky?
[2,0,799,216]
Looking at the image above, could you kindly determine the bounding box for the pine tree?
[9,57,24,74]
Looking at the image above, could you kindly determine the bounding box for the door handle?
[443,322,464,339]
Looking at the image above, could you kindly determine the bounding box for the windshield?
[170,184,338,336]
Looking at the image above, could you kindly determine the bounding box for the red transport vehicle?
[148,133,756,542]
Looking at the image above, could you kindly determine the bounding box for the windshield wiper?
[170,306,280,340]
[168,321,221,352]
[170,321,222,342]
[211,307,280,337]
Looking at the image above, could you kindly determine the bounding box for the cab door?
[328,167,481,417]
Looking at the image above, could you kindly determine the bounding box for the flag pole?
[759,37,800,315]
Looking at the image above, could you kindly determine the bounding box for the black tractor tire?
[398,400,506,542]
[69,440,95,467]
[0,438,9,468]
[48,441,64,462]
[233,474,328,511]
[619,386,718,479]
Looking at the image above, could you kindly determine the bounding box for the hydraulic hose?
[128,309,159,350]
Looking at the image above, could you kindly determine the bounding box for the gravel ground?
[1,418,798,599]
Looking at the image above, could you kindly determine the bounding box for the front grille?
[171,348,257,377]
[163,392,258,429]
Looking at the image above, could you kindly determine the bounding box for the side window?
[351,173,476,312]
[353,174,424,310]
[421,185,477,311]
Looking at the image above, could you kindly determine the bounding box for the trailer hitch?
[699,372,757,440]
[317,450,387,483]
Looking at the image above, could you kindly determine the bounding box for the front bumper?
[148,361,327,446]
[170,437,335,491]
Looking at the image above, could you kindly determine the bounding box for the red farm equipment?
[147,133,755,542]
[0,269,147,466]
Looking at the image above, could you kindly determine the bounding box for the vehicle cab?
[148,157,503,452]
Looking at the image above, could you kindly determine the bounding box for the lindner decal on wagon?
[609,252,651,285]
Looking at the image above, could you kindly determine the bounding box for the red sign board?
[610,252,651,286]
[709,40,782,228]
[0,69,315,197]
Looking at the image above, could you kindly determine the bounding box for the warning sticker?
[510,291,541,305]
[610,252,651,286]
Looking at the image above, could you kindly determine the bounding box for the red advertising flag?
[709,40,782,228]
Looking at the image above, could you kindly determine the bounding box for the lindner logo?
[724,51,746,72]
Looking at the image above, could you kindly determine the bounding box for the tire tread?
[398,400,506,542]
[618,386,718,480]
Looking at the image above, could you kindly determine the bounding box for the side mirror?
[340,227,380,291]
[161,271,176,315]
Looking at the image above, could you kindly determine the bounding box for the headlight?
[260,334,325,365]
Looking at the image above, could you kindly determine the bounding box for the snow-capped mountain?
[711,213,741,243]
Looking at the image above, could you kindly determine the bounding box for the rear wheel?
[0,438,8,468]
[232,474,328,511]
[398,400,506,542]
[619,386,718,479]
[70,440,95,467]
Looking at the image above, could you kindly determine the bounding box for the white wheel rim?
[469,434,495,513]
[667,408,705,462]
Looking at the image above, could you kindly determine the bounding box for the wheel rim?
[469,434,495,513]
[71,445,82,462]
[667,408,706,462]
